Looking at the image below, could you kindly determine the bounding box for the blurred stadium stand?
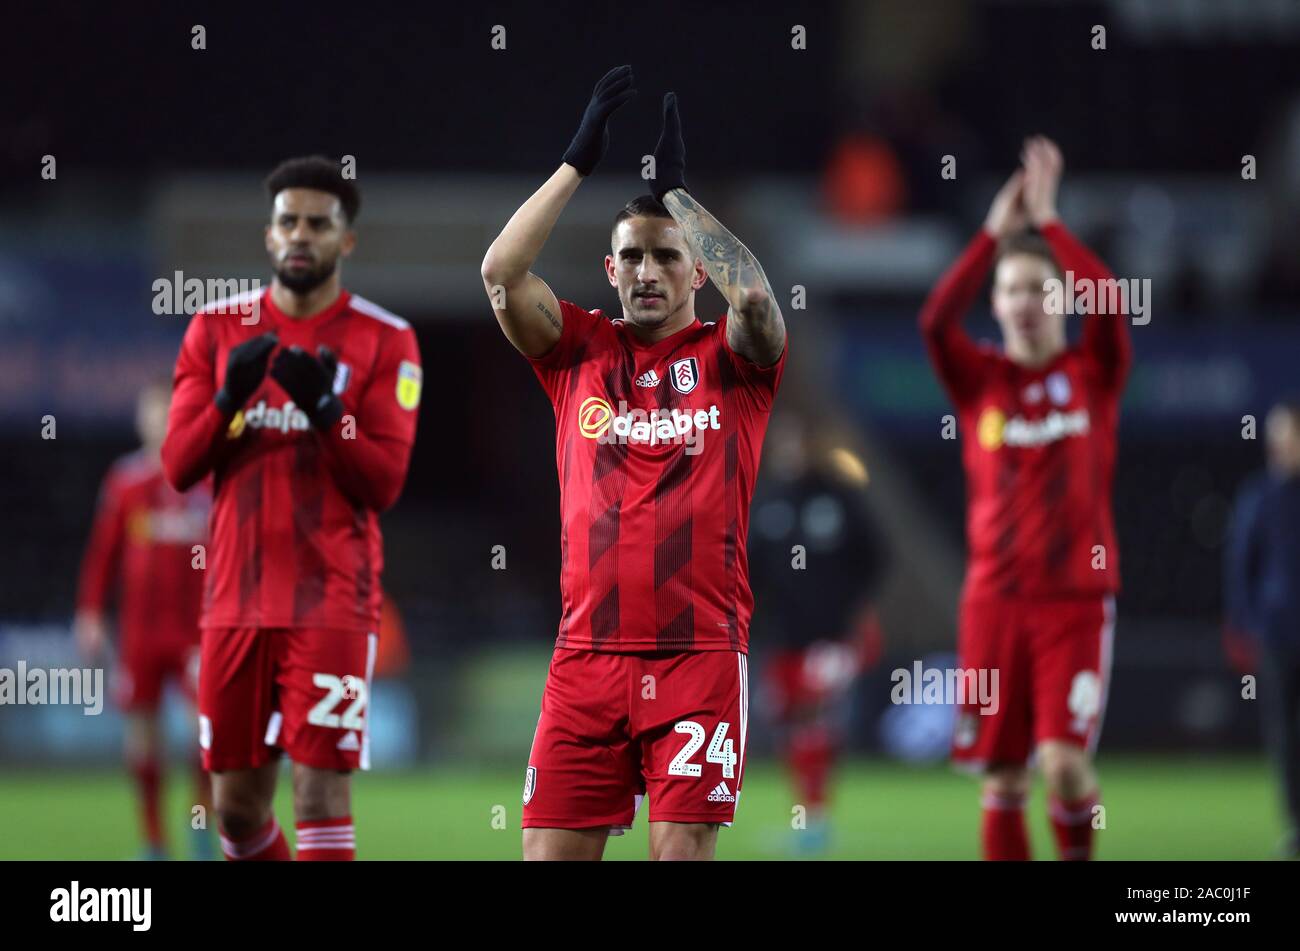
[2,0,1297,766]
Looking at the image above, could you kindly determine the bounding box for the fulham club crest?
[669,357,700,395]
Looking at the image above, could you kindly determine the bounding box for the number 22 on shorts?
[307,673,367,729]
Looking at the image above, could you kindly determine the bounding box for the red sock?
[220,816,292,861]
[981,791,1030,860]
[296,817,355,861]
[788,726,835,810]
[1049,792,1098,861]
[130,757,165,850]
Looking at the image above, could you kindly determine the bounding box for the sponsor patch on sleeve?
[396,360,422,411]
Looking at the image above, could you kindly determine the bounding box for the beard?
[275,257,337,295]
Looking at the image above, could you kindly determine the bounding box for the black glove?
[562,65,636,177]
[270,344,344,429]
[650,92,687,202]
[214,333,278,415]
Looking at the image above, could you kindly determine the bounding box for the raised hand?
[1021,135,1063,227]
[983,169,1029,240]
[650,92,687,202]
[562,65,637,177]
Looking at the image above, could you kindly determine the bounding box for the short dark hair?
[612,194,672,240]
[265,156,361,224]
[995,232,1061,277]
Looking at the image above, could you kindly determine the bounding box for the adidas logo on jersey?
[635,369,661,388]
[707,781,736,803]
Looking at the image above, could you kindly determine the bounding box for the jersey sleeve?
[526,300,605,406]
[317,325,421,513]
[161,315,238,491]
[919,229,998,407]
[719,313,786,414]
[1041,221,1132,393]
[76,468,127,613]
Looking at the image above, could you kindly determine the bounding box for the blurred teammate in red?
[751,415,887,854]
[162,156,422,861]
[76,378,213,860]
[920,137,1131,860]
[483,68,786,860]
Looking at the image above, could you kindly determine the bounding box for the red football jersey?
[920,223,1132,600]
[529,300,785,654]
[162,288,421,633]
[77,451,210,655]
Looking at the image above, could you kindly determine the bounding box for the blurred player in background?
[162,157,422,861]
[1225,399,1300,857]
[482,67,786,860]
[751,412,887,854]
[919,137,1131,860]
[75,377,213,860]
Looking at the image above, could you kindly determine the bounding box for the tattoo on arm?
[536,300,561,332]
[661,189,785,364]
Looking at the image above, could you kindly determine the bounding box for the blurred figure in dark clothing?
[1225,399,1300,857]
[751,413,888,854]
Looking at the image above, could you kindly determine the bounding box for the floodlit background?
[1,0,1298,858]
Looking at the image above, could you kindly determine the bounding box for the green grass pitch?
[0,756,1283,860]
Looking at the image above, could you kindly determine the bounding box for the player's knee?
[522,828,604,861]
[123,714,159,762]
[650,825,717,861]
[1039,744,1092,798]
[213,785,271,839]
[293,767,350,821]
[653,843,711,861]
[982,766,1030,799]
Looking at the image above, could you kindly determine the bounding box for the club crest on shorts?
[522,766,537,805]
[669,357,700,394]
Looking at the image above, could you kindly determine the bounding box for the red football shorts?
[950,595,1115,771]
[115,640,200,713]
[198,627,376,773]
[522,648,750,831]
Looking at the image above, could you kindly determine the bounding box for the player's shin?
[1047,792,1099,861]
[219,815,292,861]
[981,791,1030,861]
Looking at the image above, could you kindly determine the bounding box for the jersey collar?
[260,287,352,327]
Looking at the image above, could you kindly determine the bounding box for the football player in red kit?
[482,68,786,860]
[920,137,1130,860]
[76,378,213,860]
[162,156,421,861]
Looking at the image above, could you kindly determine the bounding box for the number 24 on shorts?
[668,720,736,779]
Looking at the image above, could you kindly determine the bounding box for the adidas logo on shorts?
[707,781,736,803]
[635,369,661,388]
